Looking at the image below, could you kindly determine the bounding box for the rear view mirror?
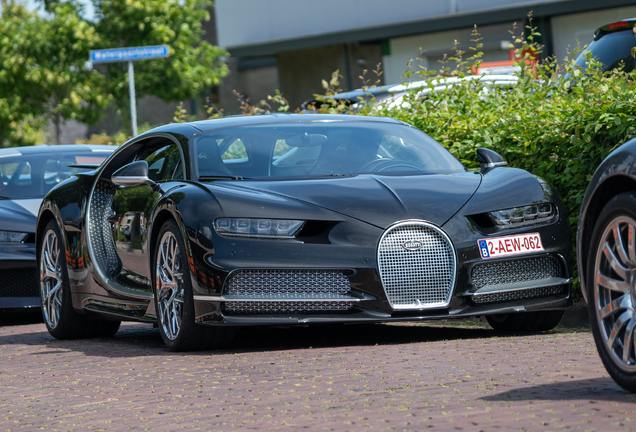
[285,132,328,147]
[476,148,507,173]
[111,161,158,190]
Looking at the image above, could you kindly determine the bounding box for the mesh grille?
[471,256,562,289]
[88,180,121,278]
[473,284,566,304]
[223,301,353,314]
[223,270,350,296]
[0,269,38,297]
[378,222,456,309]
[222,270,354,315]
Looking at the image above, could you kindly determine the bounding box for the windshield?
[0,152,109,199]
[575,29,636,73]
[193,121,465,180]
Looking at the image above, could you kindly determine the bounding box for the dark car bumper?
[0,243,39,309]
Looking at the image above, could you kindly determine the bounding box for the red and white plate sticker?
[478,233,543,259]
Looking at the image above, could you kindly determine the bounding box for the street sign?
[90,45,169,63]
[89,45,170,136]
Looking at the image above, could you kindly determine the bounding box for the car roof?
[302,74,518,104]
[186,113,403,132]
[0,144,116,156]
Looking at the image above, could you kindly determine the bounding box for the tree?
[93,0,229,129]
[0,2,49,146]
[40,1,112,144]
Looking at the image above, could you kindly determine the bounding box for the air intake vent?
[471,255,562,290]
[377,221,456,309]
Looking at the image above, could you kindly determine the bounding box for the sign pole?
[90,45,169,137]
[128,60,138,137]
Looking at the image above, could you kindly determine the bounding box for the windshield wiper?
[199,175,247,181]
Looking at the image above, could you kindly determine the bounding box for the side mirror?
[111,161,158,190]
[476,148,507,173]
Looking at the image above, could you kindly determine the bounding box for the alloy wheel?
[594,215,636,373]
[156,231,185,340]
[40,229,63,329]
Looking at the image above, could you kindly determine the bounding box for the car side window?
[143,144,183,182]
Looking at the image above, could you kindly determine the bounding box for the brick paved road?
[1,313,634,431]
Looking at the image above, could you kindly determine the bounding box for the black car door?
[110,143,183,292]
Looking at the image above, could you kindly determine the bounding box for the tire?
[153,219,235,351]
[486,310,564,332]
[586,192,636,393]
[40,220,121,339]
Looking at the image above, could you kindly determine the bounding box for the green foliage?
[0,3,50,146]
[76,122,156,145]
[41,1,112,144]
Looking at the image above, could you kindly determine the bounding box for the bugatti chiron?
[37,114,572,351]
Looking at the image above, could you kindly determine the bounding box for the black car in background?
[0,145,114,309]
[578,138,636,393]
[37,114,573,351]
[574,18,636,73]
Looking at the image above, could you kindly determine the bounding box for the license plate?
[478,233,544,259]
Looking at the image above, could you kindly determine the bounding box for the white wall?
[552,5,636,63]
[216,0,560,49]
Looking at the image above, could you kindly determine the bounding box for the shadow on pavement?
[0,319,549,358]
[0,309,43,327]
[482,377,636,402]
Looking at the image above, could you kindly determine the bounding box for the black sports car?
[578,137,636,392]
[0,144,114,309]
[37,114,572,351]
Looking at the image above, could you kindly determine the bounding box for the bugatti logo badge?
[402,241,423,251]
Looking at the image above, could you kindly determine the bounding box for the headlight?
[0,231,29,242]
[214,218,305,238]
[488,203,555,228]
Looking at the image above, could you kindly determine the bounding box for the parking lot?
[0,314,634,431]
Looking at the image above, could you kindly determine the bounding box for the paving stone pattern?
[0,317,634,431]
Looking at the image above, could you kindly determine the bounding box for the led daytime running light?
[488,203,554,228]
[0,231,29,242]
[214,218,304,238]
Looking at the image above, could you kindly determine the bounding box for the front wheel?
[40,220,120,339]
[486,310,564,332]
[154,219,235,351]
[586,192,636,392]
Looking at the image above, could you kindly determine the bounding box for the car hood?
[209,172,481,229]
[0,199,40,233]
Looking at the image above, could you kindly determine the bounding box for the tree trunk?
[54,110,61,145]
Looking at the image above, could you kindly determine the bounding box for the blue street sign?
[90,45,169,63]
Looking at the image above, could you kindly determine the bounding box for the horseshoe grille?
[377,221,456,309]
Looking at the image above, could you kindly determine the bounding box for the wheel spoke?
[603,242,629,279]
[613,224,634,268]
[628,223,636,266]
[596,271,630,294]
[600,295,629,319]
[608,311,630,350]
